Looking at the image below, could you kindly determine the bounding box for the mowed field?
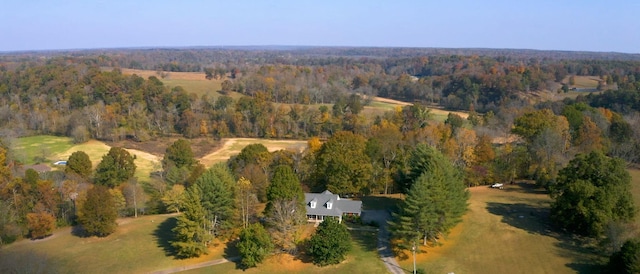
[199,138,308,167]
[14,136,161,183]
[398,183,610,274]
[119,68,224,98]
[13,135,308,182]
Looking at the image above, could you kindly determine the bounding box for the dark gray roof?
[304,190,362,217]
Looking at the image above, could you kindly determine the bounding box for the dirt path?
[362,210,406,274]
[148,257,239,274]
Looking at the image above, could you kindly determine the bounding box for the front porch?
[307,214,342,224]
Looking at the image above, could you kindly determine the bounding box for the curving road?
[362,210,406,274]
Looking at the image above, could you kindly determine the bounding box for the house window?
[326,201,332,209]
[310,200,316,208]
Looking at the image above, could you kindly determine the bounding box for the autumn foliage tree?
[78,185,118,237]
[26,211,56,239]
[312,131,372,195]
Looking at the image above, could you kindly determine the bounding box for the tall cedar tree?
[78,185,117,237]
[194,163,235,238]
[265,165,305,214]
[391,144,468,249]
[94,147,136,188]
[312,131,372,195]
[307,217,351,266]
[66,151,92,179]
[237,223,273,269]
[265,165,306,251]
[171,187,212,258]
[550,151,635,237]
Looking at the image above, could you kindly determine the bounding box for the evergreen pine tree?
[171,187,211,258]
[308,217,351,266]
[195,163,235,238]
[390,144,468,250]
[237,223,273,269]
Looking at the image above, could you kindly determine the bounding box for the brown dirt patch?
[104,137,222,158]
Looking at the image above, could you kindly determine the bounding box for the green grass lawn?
[14,136,159,183]
[399,183,605,274]
[12,135,75,165]
[0,214,227,274]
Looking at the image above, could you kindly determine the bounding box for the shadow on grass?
[152,216,177,257]
[0,249,57,274]
[350,229,379,253]
[71,225,86,237]
[224,238,244,269]
[500,181,549,195]
[293,238,314,264]
[486,202,553,236]
[486,187,607,273]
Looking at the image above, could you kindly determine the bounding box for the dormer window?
[326,199,333,209]
[310,198,317,208]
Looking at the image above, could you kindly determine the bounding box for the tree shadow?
[486,187,607,273]
[350,229,379,253]
[152,216,177,257]
[500,181,549,195]
[71,225,87,237]
[0,249,57,274]
[223,238,244,269]
[361,195,402,211]
[486,202,554,236]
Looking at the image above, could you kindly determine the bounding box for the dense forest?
[1,47,640,269]
[1,48,640,142]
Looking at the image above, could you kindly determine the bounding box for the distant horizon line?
[1,45,639,55]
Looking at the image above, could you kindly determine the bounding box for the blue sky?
[1,0,638,53]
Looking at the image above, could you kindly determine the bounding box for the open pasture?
[398,183,605,274]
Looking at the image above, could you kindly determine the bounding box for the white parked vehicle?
[491,183,504,189]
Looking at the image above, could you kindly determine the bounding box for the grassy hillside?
[0,214,228,274]
[400,183,605,274]
[12,135,75,165]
